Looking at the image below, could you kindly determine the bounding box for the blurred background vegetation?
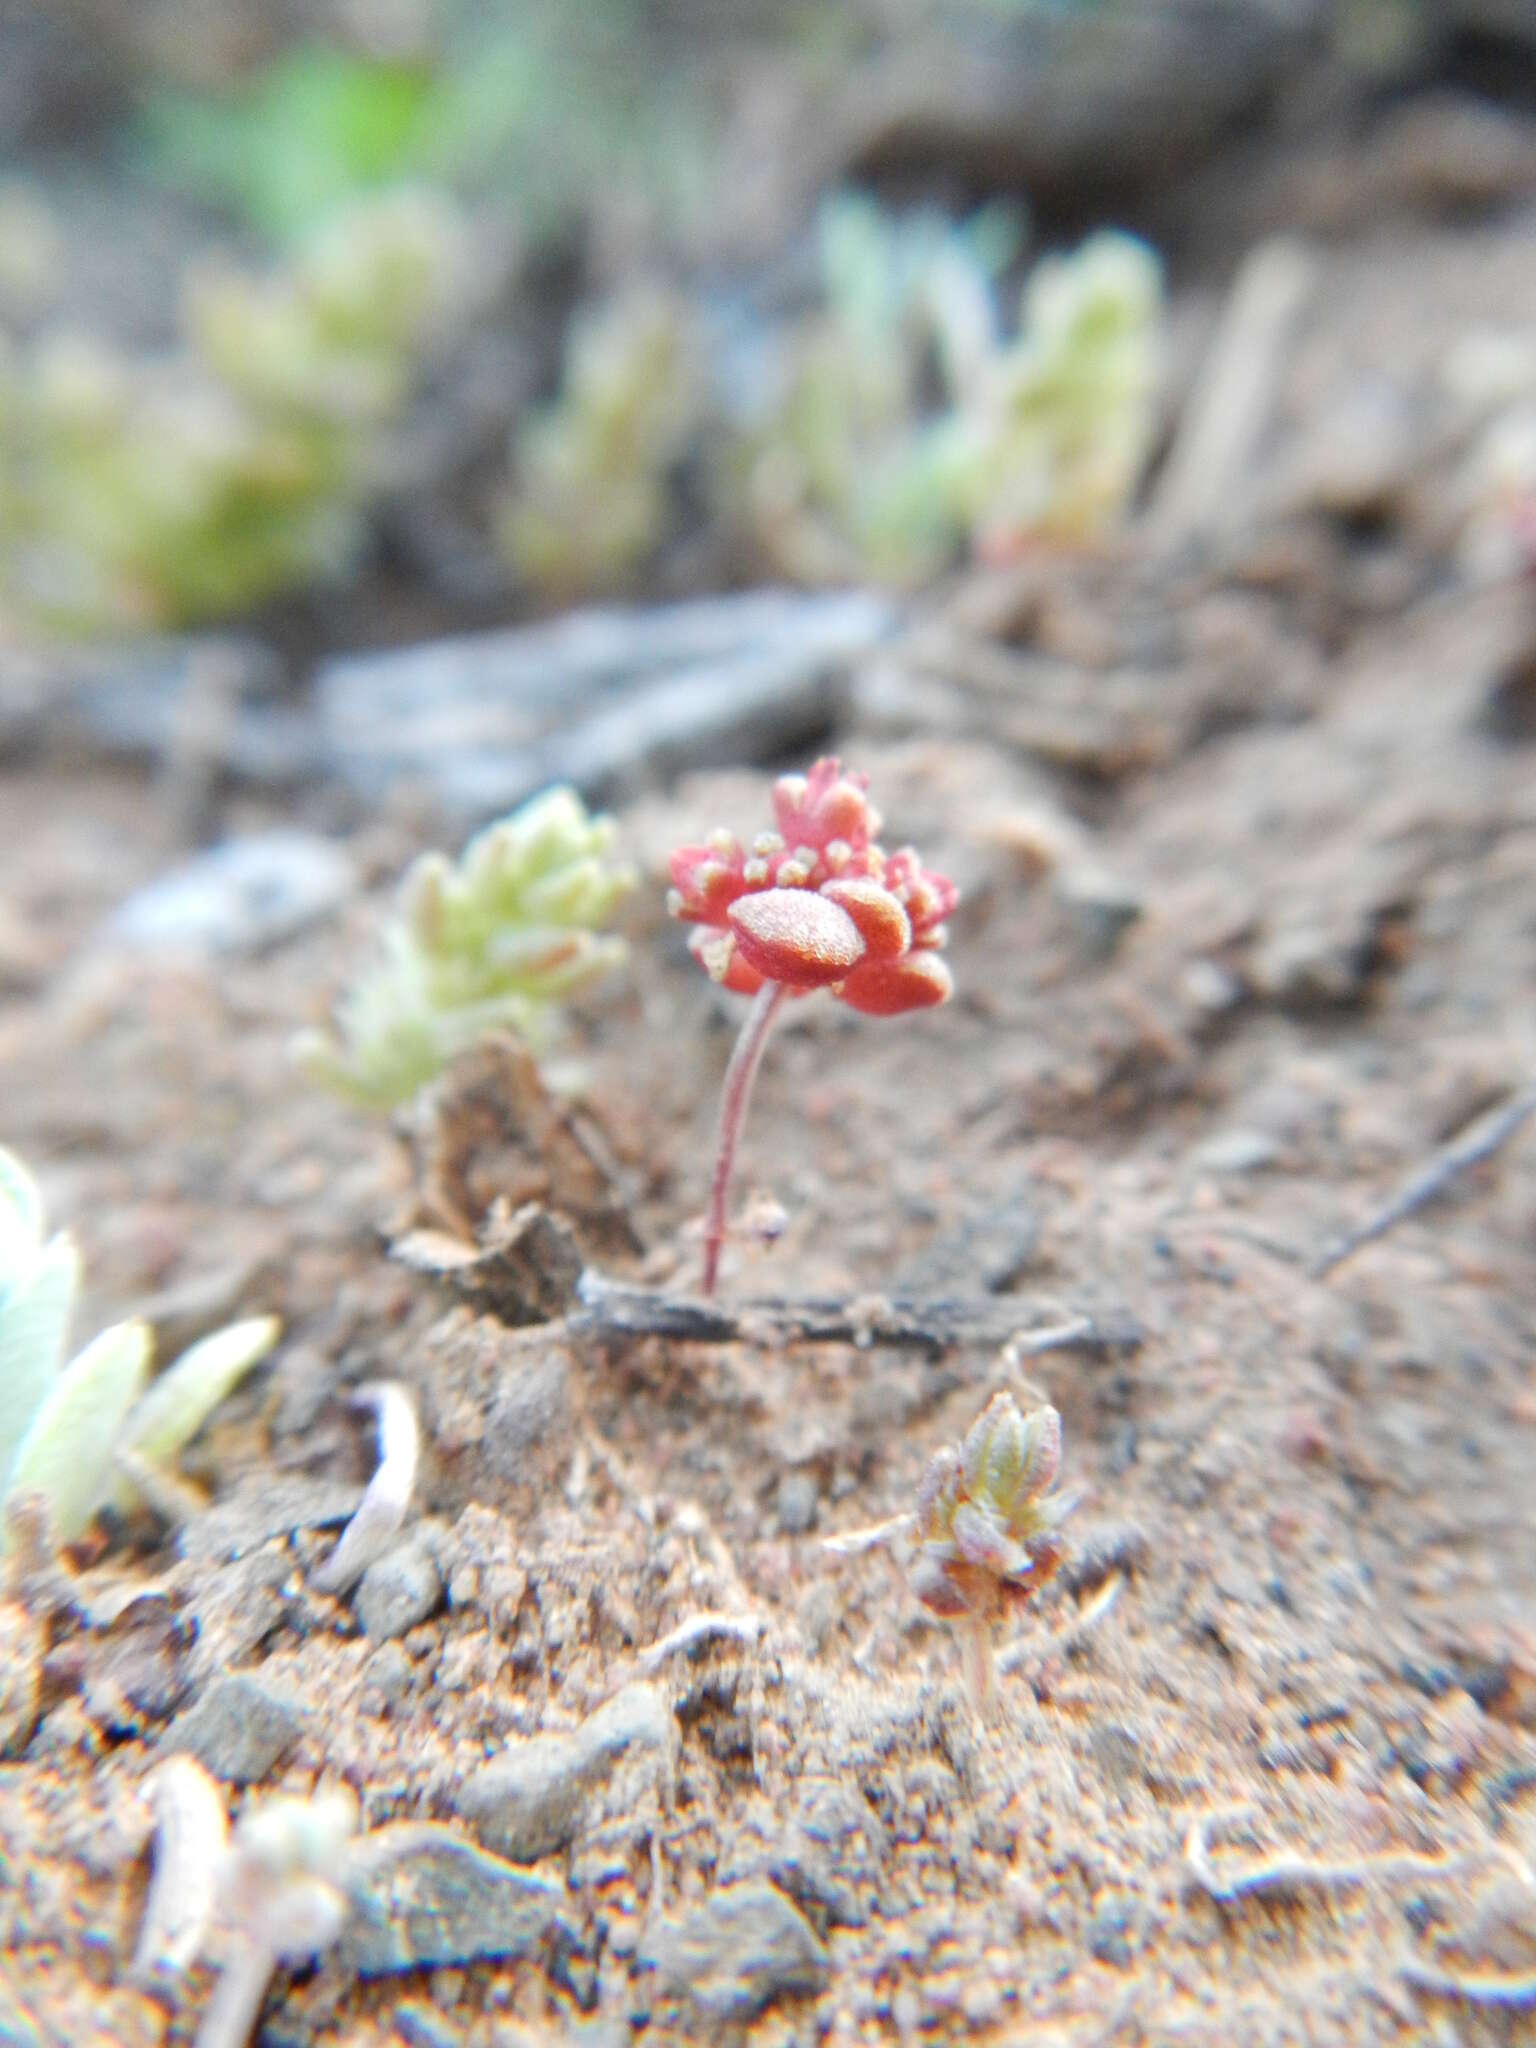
[0,0,1527,641]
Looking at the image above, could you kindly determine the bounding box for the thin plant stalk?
[702,981,787,1296]
[961,1611,997,1721]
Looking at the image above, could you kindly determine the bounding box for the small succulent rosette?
[668,757,957,1014]
[910,1393,1071,1625]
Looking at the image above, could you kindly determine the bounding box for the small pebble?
[161,1672,303,1785]
[356,1534,444,1642]
[775,1472,819,1535]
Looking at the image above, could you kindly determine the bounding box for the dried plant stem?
[702,981,787,1296]
[1185,1810,1522,1903]
[1311,1077,1536,1278]
[193,1939,277,2048]
[961,1613,997,1720]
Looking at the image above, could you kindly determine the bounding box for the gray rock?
[774,1471,819,1536]
[316,588,893,823]
[104,831,353,956]
[57,636,315,785]
[1087,1892,1143,1968]
[341,1823,565,1977]
[643,1879,830,2021]
[356,1533,444,1642]
[453,1681,674,1863]
[161,1671,302,1784]
[1054,863,1145,958]
[360,1641,415,1714]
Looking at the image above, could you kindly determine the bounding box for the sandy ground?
[2,205,1536,2048]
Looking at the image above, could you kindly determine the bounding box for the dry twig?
[1185,1808,1526,1903]
[1312,1079,1536,1278]
[571,1271,1139,1355]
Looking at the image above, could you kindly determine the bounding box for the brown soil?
[3,207,1536,2048]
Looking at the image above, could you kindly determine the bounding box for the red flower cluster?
[668,759,958,1014]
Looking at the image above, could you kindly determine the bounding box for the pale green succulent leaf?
[113,1313,281,1510]
[0,1234,82,1484]
[6,1318,151,1542]
[0,1145,46,1286]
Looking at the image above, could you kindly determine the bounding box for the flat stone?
[453,1681,674,1863]
[642,1879,830,2021]
[104,832,354,956]
[340,1824,566,1977]
[316,588,892,822]
[161,1671,302,1784]
[356,1532,444,1642]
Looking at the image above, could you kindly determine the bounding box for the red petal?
[773,758,876,853]
[728,888,865,988]
[819,878,911,962]
[669,840,745,924]
[836,951,953,1015]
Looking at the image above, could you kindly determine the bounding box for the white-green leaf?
[113,1314,280,1509]
[0,1145,46,1292]
[0,1234,81,1484]
[5,1319,151,1542]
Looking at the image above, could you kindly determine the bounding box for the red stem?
[701,980,787,1296]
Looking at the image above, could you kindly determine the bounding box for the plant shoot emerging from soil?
[911,1392,1071,1715]
[669,757,956,1293]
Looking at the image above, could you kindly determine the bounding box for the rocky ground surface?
[2,196,1536,2046]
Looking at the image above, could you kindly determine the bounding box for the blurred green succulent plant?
[0,188,466,632]
[0,1146,278,1549]
[743,192,1019,587]
[295,785,636,1110]
[501,288,704,600]
[744,206,1162,583]
[956,229,1164,556]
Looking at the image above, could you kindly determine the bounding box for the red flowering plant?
[668,757,958,1294]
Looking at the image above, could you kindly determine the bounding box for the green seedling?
[958,229,1164,557]
[0,1146,278,1549]
[501,286,704,599]
[0,187,466,631]
[910,1391,1072,1716]
[296,784,636,1109]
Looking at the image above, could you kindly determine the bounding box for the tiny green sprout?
[296,785,636,1109]
[910,1392,1072,1717]
[0,1145,279,1549]
[500,286,703,600]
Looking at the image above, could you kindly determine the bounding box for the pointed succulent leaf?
[0,1233,81,1483]
[910,1549,972,1618]
[113,1314,281,1510]
[6,1319,151,1542]
[951,1500,1031,1577]
[0,1145,46,1287]
[1011,1402,1062,1505]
